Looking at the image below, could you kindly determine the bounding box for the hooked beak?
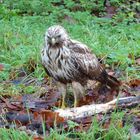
[51,38,56,45]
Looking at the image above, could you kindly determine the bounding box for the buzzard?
[41,25,120,107]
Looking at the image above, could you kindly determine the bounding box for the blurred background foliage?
[0,0,140,21]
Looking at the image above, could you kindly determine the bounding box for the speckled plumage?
[41,25,120,107]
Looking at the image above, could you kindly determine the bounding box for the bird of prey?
[41,25,120,108]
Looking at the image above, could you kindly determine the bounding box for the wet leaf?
[129,79,140,88]
[40,110,65,126]
[0,96,20,110]
[33,136,44,140]
[103,119,111,129]
[128,79,140,95]
[5,111,33,125]
[78,89,98,106]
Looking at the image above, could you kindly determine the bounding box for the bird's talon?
[74,100,78,108]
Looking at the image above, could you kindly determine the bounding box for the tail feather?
[106,74,121,88]
[96,70,121,90]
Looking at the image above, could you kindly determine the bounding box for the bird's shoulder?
[67,39,98,60]
[68,39,92,54]
[67,39,99,72]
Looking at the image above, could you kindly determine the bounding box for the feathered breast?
[41,44,80,83]
[41,40,102,85]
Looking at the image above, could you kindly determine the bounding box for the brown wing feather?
[68,40,120,89]
[68,40,103,78]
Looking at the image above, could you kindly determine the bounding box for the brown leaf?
[0,96,20,110]
[33,112,40,120]
[44,89,61,103]
[78,89,98,106]
[129,79,140,87]
[40,110,65,126]
[73,117,92,132]
[12,95,23,101]
[75,123,91,132]
[33,136,44,140]
[103,119,111,129]
[128,79,140,94]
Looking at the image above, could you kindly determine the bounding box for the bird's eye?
[57,35,61,38]
[47,35,51,39]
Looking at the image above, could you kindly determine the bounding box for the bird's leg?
[57,82,67,109]
[49,77,53,89]
[72,81,85,107]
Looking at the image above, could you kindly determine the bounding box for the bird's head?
[45,25,69,47]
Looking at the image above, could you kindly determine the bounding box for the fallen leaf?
[40,110,65,126]
[78,89,98,106]
[103,119,111,129]
[129,79,140,87]
[128,79,140,95]
[5,111,33,125]
[33,136,44,140]
[0,96,20,110]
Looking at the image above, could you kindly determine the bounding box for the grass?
[0,128,32,140]
[0,1,140,139]
[1,16,140,82]
[0,112,131,140]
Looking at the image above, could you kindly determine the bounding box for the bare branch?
[55,96,140,119]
